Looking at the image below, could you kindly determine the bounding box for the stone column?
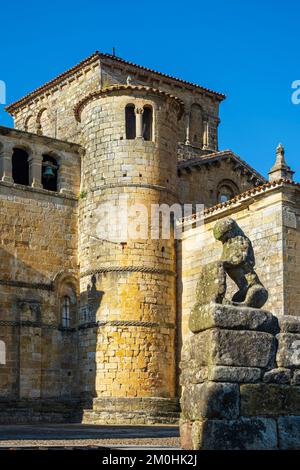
[135,107,144,139]
[185,111,191,145]
[0,143,14,183]
[28,151,43,188]
[202,118,209,150]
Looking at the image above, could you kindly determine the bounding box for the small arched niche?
[37,108,53,137]
[125,104,136,140]
[217,180,239,203]
[24,115,36,133]
[55,273,78,329]
[12,148,30,186]
[190,103,203,147]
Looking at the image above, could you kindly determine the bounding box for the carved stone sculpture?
[213,218,268,308]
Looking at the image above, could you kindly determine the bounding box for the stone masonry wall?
[0,182,79,403]
[12,58,101,143]
[178,157,257,207]
[180,304,300,450]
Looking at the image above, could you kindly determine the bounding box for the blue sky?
[0,0,299,178]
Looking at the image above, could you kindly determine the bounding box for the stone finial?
[268,143,294,182]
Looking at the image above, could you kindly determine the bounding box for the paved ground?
[0,424,180,449]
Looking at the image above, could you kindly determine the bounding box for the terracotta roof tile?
[181,179,299,224]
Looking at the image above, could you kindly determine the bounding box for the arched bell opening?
[42,155,59,191]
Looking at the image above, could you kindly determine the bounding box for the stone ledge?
[92,397,179,413]
[189,303,279,334]
[82,410,179,425]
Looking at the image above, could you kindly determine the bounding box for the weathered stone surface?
[190,262,226,313]
[276,333,300,368]
[263,368,291,384]
[181,382,239,421]
[189,303,278,334]
[188,330,212,366]
[278,416,300,449]
[179,419,193,450]
[213,218,268,308]
[208,366,261,383]
[189,328,275,368]
[187,417,277,450]
[213,329,275,368]
[241,384,300,416]
[180,364,208,385]
[279,316,300,333]
[292,370,300,385]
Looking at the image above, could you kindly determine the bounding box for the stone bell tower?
[75,85,184,423]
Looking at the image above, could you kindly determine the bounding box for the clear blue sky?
[0,0,299,178]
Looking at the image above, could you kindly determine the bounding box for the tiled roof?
[5,51,225,114]
[99,52,226,99]
[178,149,266,183]
[181,179,300,225]
[204,178,300,215]
[74,85,185,122]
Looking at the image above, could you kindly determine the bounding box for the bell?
[43,164,55,180]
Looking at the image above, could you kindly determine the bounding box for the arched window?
[0,341,5,365]
[189,104,203,147]
[12,148,29,186]
[217,180,239,203]
[125,104,136,140]
[42,155,58,191]
[37,108,54,137]
[24,115,35,133]
[61,296,71,328]
[142,106,153,141]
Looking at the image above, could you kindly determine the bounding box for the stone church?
[0,51,298,424]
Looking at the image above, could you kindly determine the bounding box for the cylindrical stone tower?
[75,85,184,423]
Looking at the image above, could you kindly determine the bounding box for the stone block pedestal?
[180,303,300,450]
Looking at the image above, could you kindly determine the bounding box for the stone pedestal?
[180,303,300,450]
[81,397,179,425]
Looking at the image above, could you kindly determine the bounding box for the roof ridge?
[6,51,225,114]
[178,149,266,182]
[5,52,100,113]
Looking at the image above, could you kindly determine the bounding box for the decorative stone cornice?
[74,85,185,122]
[0,125,81,154]
[0,279,54,291]
[80,266,177,278]
[78,320,175,330]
